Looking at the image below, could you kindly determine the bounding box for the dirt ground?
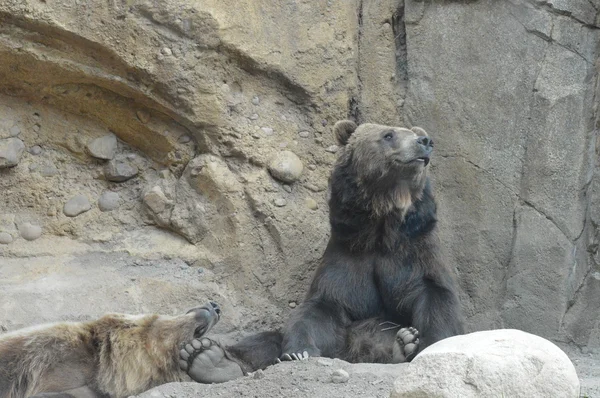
[135,352,600,398]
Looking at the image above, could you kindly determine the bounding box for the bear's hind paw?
[179,338,244,383]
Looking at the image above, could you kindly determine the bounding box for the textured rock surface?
[0,1,598,390]
[390,329,580,398]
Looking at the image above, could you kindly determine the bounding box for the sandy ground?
[135,351,600,398]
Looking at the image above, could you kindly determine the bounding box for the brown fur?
[0,303,220,398]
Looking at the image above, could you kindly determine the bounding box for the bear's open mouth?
[194,325,208,338]
[416,156,430,166]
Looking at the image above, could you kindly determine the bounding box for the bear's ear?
[411,126,428,137]
[334,120,358,146]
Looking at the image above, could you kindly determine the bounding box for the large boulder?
[391,329,580,398]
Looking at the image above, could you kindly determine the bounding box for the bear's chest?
[373,252,419,317]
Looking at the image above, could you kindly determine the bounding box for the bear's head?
[331,120,433,216]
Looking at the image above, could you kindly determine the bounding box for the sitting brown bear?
[0,302,222,398]
[178,120,465,383]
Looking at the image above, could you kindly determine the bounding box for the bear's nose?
[416,136,433,148]
[209,301,221,315]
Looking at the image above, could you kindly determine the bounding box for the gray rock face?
[98,191,120,212]
[18,223,42,241]
[63,195,91,217]
[0,137,25,168]
[104,160,138,182]
[398,0,600,346]
[390,329,580,398]
[268,151,304,183]
[87,134,117,160]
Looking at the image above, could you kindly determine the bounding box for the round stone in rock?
[325,145,339,153]
[274,198,287,207]
[98,191,120,212]
[261,127,274,136]
[0,137,25,168]
[305,197,318,210]
[0,232,13,244]
[18,223,42,241]
[29,145,42,155]
[9,125,20,137]
[298,131,310,138]
[104,160,138,182]
[268,150,304,183]
[63,194,92,217]
[331,369,350,384]
[87,134,117,160]
[252,96,260,105]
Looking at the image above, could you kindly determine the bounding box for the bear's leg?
[411,279,464,351]
[226,331,283,371]
[281,299,348,361]
[392,327,420,363]
[179,338,244,383]
[343,318,399,363]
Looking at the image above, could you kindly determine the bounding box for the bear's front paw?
[276,350,310,363]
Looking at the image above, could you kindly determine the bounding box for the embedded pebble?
[283,185,292,193]
[261,127,274,136]
[252,369,265,379]
[252,133,261,139]
[0,137,25,168]
[318,358,333,367]
[0,232,13,244]
[63,195,92,217]
[249,113,259,120]
[40,162,59,177]
[32,124,40,132]
[298,131,310,138]
[98,191,120,212]
[308,164,317,171]
[252,96,260,105]
[289,301,297,308]
[105,159,138,182]
[29,145,42,155]
[274,198,287,207]
[87,134,117,160]
[331,369,350,384]
[326,145,339,153]
[178,135,191,144]
[305,198,318,210]
[136,110,150,124]
[18,223,42,241]
[268,150,304,183]
[144,186,170,214]
[161,47,172,56]
[9,126,20,137]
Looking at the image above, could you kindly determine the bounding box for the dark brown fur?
[222,120,464,371]
[0,302,220,398]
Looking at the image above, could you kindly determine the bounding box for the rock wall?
[0,0,599,350]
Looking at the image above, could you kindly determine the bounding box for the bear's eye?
[383,132,394,141]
